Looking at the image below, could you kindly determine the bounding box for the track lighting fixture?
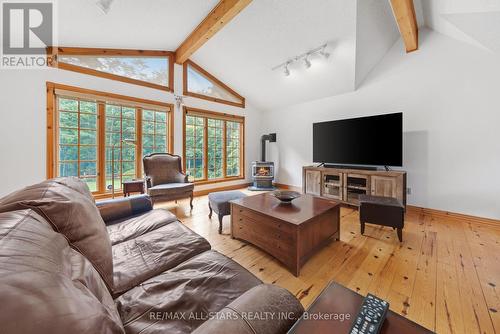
[272,43,330,77]
[304,56,312,69]
[319,46,330,59]
[284,63,291,76]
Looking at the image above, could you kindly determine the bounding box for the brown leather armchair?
[143,153,194,208]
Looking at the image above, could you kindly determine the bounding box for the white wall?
[0,64,263,197]
[263,29,500,220]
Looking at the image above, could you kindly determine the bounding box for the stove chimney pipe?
[260,133,276,162]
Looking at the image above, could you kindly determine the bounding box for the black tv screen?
[313,113,403,167]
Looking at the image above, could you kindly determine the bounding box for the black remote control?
[348,293,389,334]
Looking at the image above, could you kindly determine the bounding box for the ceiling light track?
[272,43,330,76]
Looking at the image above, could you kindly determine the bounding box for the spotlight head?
[304,57,312,68]
[320,47,330,59]
[283,64,290,76]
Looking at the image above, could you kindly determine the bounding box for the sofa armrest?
[96,195,153,224]
[192,284,304,334]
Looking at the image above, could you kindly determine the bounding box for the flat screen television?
[313,112,403,167]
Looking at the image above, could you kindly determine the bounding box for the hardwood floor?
[157,189,500,334]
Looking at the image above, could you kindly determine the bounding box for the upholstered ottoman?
[208,190,247,234]
[359,194,405,242]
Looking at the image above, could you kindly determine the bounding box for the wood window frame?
[47,47,175,92]
[47,82,174,198]
[183,59,245,108]
[183,106,245,185]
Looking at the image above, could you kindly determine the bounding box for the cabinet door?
[305,170,321,196]
[370,176,397,198]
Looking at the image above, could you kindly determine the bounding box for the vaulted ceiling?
[56,0,500,111]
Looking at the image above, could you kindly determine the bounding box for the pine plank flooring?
[157,189,500,334]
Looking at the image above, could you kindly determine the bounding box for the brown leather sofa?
[0,177,303,334]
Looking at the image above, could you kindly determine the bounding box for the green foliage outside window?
[185,114,242,181]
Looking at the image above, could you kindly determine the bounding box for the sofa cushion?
[0,209,124,334]
[0,178,114,290]
[148,183,194,197]
[192,284,304,334]
[112,221,211,297]
[115,250,262,334]
[107,208,178,245]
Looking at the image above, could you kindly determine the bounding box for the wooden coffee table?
[288,282,433,334]
[230,193,340,276]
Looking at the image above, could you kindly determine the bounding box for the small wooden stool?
[208,190,247,234]
[359,194,405,242]
[122,179,145,197]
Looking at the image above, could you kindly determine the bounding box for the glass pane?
[142,147,153,157]
[106,117,121,132]
[60,128,78,144]
[105,177,121,191]
[80,113,97,129]
[187,64,242,104]
[186,115,194,125]
[186,124,194,137]
[154,135,166,147]
[80,146,97,161]
[122,162,135,175]
[155,122,166,135]
[143,121,154,134]
[106,105,121,117]
[122,147,135,161]
[143,110,154,121]
[122,107,135,119]
[59,55,170,87]
[80,101,97,113]
[82,178,97,192]
[155,111,166,122]
[80,130,97,145]
[59,98,78,111]
[59,112,78,128]
[59,162,78,176]
[106,162,120,175]
[80,161,97,176]
[143,135,154,147]
[106,132,121,146]
[122,118,135,133]
[59,145,78,161]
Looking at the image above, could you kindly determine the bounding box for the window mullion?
[203,117,208,181]
[136,108,143,178]
[223,121,227,178]
[97,102,106,193]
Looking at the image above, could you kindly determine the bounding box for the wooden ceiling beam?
[175,0,252,64]
[390,0,419,52]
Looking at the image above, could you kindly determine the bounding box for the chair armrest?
[192,284,304,334]
[96,195,153,224]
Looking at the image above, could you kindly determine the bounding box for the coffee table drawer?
[233,206,295,235]
[233,212,295,246]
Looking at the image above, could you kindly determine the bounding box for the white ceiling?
[420,0,500,52]
[192,0,358,111]
[57,0,219,50]
[54,0,500,111]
